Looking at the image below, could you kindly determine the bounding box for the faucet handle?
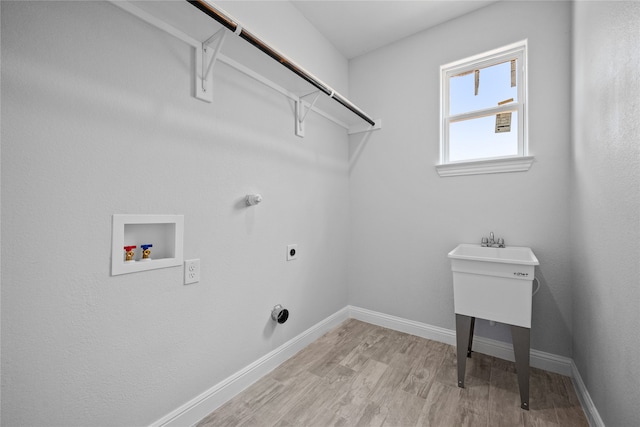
[497,237,505,247]
[481,237,489,247]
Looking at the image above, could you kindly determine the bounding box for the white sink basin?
[448,244,539,328]
[448,244,539,265]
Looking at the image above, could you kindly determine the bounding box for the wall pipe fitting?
[271,304,289,324]
[245,194,263,206]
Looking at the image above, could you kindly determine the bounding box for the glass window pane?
[449,112,519,162]
[450,60,517,116]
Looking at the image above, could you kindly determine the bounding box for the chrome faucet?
[481,231,505,248]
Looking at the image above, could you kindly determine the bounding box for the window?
[437,40,533,177]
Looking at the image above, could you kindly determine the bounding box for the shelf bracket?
[295,90,322,138]
[196,28,227,103]
[110,1,381,135]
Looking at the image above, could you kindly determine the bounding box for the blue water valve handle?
[140,244,153,260]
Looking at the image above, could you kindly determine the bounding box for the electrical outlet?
[287,244,298,261]
[184,259,200,285]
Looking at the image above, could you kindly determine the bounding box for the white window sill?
[435,156,534,177]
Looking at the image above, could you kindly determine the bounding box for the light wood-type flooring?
[197,319,589,427]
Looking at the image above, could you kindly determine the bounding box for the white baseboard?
[348,305,573,376]
[571,360,605,427]
[348,305,457,346]
[150,305,600,427]
[150,307,350,427]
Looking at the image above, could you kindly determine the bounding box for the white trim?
[449,102,520,123]
[571,361,605,427]
[441,40,529,72]
[150,307,350,427]
[150,305,597,427]
[349,306,456,345]
[436,155,534,177]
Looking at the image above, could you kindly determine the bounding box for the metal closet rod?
[187,0,376,127]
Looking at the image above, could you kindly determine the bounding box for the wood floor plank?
[324,363,358,385]
[557,376,590,426]
[323,359,389,426]
[381,389,426,427]
[353,401,389,427]
[367,329,411,365]
[418,381,467,426]
[489,363,525,426]
[398,340,444,399]
[308,321,373,378]
[341,331,388,372]
[526,368,562,424]
[197,320,588,427]
[366,363,412,408]
[277,376,347,426]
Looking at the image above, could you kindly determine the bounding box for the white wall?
[0,1,350,425]
[216,1,349,96]
[348,1,573,356]
[4,1,639,425]
[572,2,640,425]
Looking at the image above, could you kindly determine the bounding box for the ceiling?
[291,1,498,59]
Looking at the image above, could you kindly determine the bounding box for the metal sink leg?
[467,316,476,357]
[455,314,474,388]
[456,314,531,411]
[511,325,531,410]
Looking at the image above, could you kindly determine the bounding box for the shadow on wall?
[349,130,374,173]
[233,194,259,234]
[529,267,572,352]
[263,315,278,338]
[473,266,572,354]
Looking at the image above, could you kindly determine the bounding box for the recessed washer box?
[111,214,184,276]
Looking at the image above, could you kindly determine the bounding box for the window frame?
[437,40,532,177]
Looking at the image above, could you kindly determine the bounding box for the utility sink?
[449,243,539,410]
[448,244,539,328]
